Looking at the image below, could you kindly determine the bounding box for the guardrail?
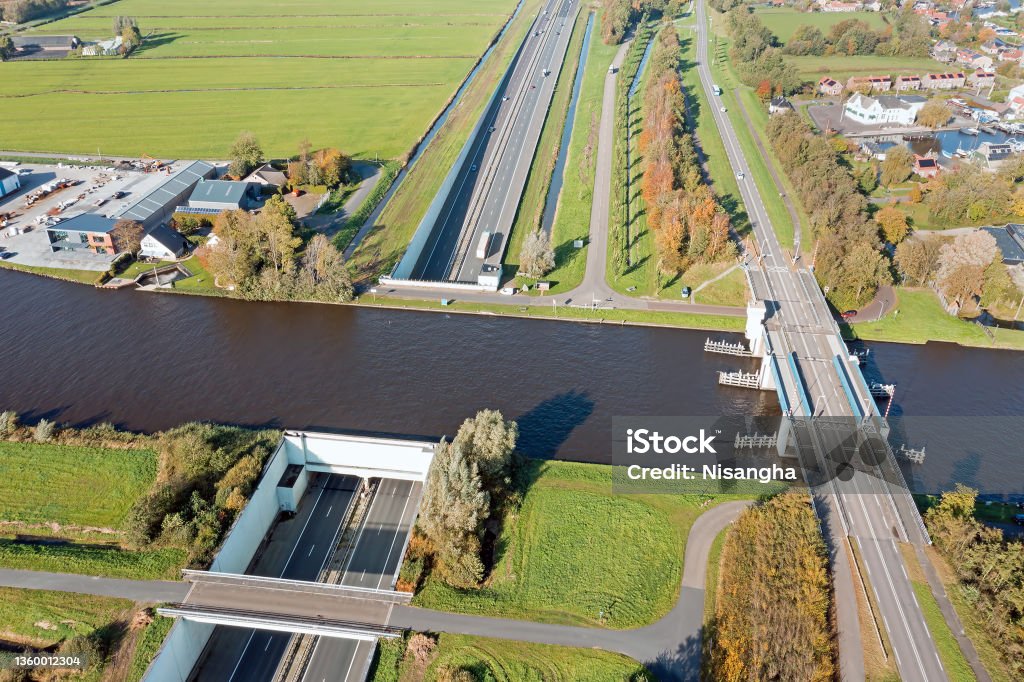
[181,570,413,604]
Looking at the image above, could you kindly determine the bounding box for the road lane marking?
[308,544,315,557]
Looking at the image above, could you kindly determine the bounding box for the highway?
[412,0,578,284]
[191,474,358,681]
[300,479,423,682]
[693,1,946,680]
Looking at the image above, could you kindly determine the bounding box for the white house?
[0,167,20,199]
[139,224,188,259]
[1007,83,1024,116]
[843,93,927,126]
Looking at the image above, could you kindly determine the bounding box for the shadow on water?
[515,390,595,458]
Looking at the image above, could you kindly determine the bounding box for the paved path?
[0,502,748,681]
[0,568,189,602]
[849,284,895,323]
[302,162,382,240]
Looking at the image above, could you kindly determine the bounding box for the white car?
[720,106,727,113]
[736,172,745,180]
[500,287,516,295]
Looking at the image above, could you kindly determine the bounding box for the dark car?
[681,286,692,298]
[841,310,857,320]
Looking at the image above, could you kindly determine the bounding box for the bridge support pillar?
[745,300,768,357]
[776,417,793,458]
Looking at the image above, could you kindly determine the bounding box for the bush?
[0,411,17,437]
[171,213,212,236]
[33,419,55,443]
[124,482,180,546]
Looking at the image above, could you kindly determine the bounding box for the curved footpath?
[0,501,748,681]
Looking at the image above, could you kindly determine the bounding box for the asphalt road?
[413,0,578,283]
[301,479,423,682]
[693,2,945,680]
[192,474,358,682]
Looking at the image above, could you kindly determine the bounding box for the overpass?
[693,1,945,680]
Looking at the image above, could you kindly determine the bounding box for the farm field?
[0,587,133,648]
[754,7,886,43]
[0,441,157,530]
[413,459,742,629]
[2,0,519,159]
[787,54,937,79]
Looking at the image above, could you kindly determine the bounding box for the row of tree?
[784,9,930,58]
[723,8,802,95]
[924,485,1024,678]
[707,495,835,682]
[766,112,889,309]
[599,0,687,45]
[198,196,354,302]
[0,0,67,24]
[639,24,733,274]
[417,410,519,588]
[228,132,352,190]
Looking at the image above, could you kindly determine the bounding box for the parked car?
[681,286,692,298]
[500,287,516,295]
[841,310,857,320]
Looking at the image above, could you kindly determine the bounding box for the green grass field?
[844,287,1024,350]
[2,0,518,159]
[371,633,651,682]
[0,441,157,530]
[0,539,185,579]
[413,459,740,629]
[0,587,133,647]
[126,613,173,682]
[754,7,885,43]
[787,54,938,80]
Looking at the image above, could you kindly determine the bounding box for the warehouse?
[182,180,258,214]
[115,161,216,229]
[0,167,21,199]
[45,214,119,254]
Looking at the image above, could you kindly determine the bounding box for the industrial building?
[115,161,217,229]
[181,179,258,214]
[0,167,20,199]
[45,213,120,254]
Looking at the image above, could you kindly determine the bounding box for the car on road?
[502,95,510,101]
[500,287,516,295]
[735,172,744,179]
[841,310,857,320]
[720,106,727,113]
[112,190,126,199]
[470,164,478,172]
[488,126,496,132]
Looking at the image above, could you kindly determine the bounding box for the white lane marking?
[264,637,272,652]
[376,483,416,589]
[341,483,383,574]
[227,631,257,682]
[326,505,333,517]
[308,544,316,557]
[282,483,327,574]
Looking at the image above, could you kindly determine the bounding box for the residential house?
[843,93,927,126]
[139,224,189,259]
[9,35,79,58]
[968,69,996,88]
[970,141,1014,169]
[983,225,1024,265]
[244,163,288,190]
[923,72,966,89]
[82,36,123,56]
[956,48,994,71]
[859,140,888,160]
[895,75,922,91]
[184,180,258,214]
[1006,83,1024,115]
[45,214,120,254]
[822,1,863,11]
[913,155,941,178]
[818,76,844,96]
[847,75,892,92]
[931,39,958,63]
[980,39,1006,55]
[999,48,1024,62]
[116,160,217,229]
[769,96,795,114]
[0,167,20,199]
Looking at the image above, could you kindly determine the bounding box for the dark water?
[1,270,1022,478]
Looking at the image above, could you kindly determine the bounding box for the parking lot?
[0,161,184,271]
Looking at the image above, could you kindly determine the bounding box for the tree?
[894,238,940,285]
[936,231,998,310]
[856,164,878,194]
[450,409,518,489]
[519,229,555,278]
[295,234,354,302]
[908,183,923,204]
[419,440,489,588]
[980,258,1019,311]
[121,23,142,54]
[880,144,913,186]
[916,99,953,129]
[228,131,264,179]
[875,204,909,244]
[111,219,143,254]
[256,195,301,274]
[0,35,13,62]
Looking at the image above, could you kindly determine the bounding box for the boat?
[980,126,997,135]
[963,127,980,136]
[941,149,954,159]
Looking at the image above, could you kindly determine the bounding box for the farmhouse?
[184,180,258,214]
[116,160,217,229]
[9,35,80,59]
[843,93,927,126]
[769,96,795,114]
[244,163,288,189]
[45,214,119,254]
[139,224,189,260]
[818,76,844,96]
[0,167,21,199]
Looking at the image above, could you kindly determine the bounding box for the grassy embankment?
[369,633,652,682]
[348,0,545,282]
[0,441,185,579]
[844,288,1024,350]
[505,10,588,290]
[413,459,745,629]
[5,0,517,159]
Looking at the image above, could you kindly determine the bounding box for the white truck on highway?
[476,231,492,259]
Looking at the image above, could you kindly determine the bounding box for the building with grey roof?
[984,225,1024,265]
[46,213,118,254]
[116,161,216,228]
[0,167,21,199]
[183,180,258,214]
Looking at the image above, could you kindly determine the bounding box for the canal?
[1,270,1022,492]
